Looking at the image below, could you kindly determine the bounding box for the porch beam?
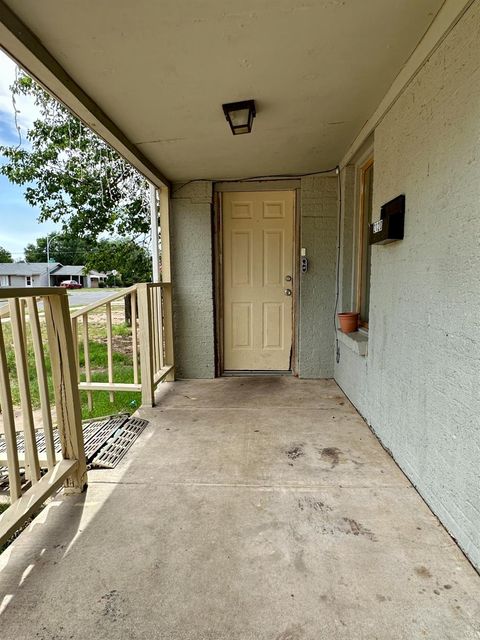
[0,1,170,190]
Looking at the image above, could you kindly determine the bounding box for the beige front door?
[222,191,295,371]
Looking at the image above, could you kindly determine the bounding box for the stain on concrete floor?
[1,377,479,640]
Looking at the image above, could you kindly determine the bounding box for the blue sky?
[0,50,58,260]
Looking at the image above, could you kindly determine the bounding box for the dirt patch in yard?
[0,406,57,435]
[97,333,133,358]
[88,308,126,325]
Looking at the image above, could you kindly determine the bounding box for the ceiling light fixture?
[222,100,256,135]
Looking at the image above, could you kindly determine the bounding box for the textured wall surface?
[298,176,338,378]
[335,3,480,568]
[170,181,215,378]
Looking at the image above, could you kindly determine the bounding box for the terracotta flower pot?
[338,312,359,334]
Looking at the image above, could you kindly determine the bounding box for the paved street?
[66,288,126,307]
[0,288,127,313]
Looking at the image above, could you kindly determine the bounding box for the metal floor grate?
[91,418,148,469]
[0,414,148,487]
[83,416,130,462]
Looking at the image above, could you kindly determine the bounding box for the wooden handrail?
[0,288,65,318]
[0,283,170,319]
[0,286,67,299]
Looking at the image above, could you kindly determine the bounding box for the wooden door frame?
[212,182,300,377]
[355,156,374,330]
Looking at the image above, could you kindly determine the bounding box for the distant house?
[0,262,61,288]
[50,265,107,288]
[0,263,107,288]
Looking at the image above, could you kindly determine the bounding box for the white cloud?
[0,49,39,146]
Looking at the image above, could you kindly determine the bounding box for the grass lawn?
[79,337,141,418]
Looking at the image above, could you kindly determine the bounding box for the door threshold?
[222,370,292,377]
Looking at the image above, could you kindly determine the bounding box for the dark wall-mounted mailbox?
[369,194,405,245]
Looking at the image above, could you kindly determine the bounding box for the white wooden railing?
[0,288,87,547]
[69,282,174,408]
[0,282,174,547]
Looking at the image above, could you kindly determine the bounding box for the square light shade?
[222,100,256,135]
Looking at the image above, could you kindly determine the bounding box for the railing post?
[44,292,87,493]
[0,320,22,501]
[162,284,175,381]
[137,283,155,406]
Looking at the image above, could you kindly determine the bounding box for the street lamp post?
[46,233,59,286]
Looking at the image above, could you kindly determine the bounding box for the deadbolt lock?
[285,275,292,282]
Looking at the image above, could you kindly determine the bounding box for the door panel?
[231,231,252,286]
[263,302,284,349]
[231,302,252,349]
[263,230,284,285]
[223,191,294,371]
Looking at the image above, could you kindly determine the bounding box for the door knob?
[284,289,292,296]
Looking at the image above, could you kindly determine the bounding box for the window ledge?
[337,329,368,357]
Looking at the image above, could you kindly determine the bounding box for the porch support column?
[298,175,338,378]
[159,186,175,380]
[170,181,214,378]
[159,186,171,283]
[150,183,160,283]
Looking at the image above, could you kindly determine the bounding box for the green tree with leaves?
[0,246,13,263]
[0,73,150,239]
[85,238,152,286]
[24,232,96,265]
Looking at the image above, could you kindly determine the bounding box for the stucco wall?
[298,176,338,378]
[171,181,215,378]
[335,3,480,568]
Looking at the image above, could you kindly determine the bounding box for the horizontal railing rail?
[69,284,137,320]
[0,288,87,547]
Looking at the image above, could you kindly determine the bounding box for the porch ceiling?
[2,0,444,182]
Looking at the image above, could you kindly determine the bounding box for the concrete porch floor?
[0,377,479,639]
